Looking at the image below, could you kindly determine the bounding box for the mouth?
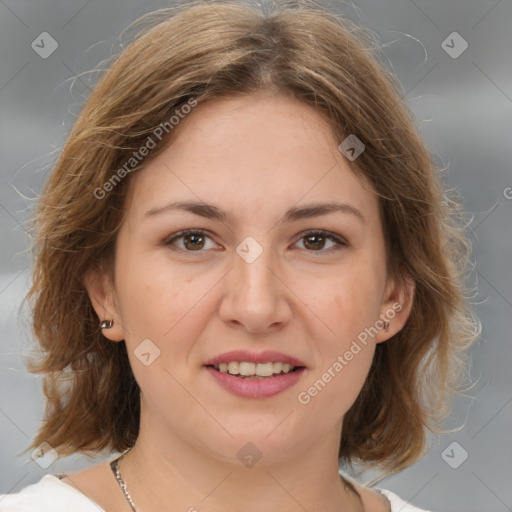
[203,350,307,397]
[205,361,305,380]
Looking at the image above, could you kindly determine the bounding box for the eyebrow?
[144,200,365,224]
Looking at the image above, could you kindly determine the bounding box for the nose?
[218,241,293,334]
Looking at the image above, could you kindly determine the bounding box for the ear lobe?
[375,273,415,344]
[82,269,125,342]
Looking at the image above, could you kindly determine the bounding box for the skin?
[67,92,415,512]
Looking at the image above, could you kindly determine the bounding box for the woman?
[1,0,479,510]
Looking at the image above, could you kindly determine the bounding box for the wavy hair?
[24,0,480,476]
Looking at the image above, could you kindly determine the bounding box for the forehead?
[170,92,339,157]
[125,93,379,227]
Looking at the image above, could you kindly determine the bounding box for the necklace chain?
[109,451,376,512]
[110,453,138,512]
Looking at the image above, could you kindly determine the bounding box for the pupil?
[185,234,204,250]
[305,234,324,250]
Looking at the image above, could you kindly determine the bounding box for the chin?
[198,425,308,466]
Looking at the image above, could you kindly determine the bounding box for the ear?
[375,271,415,344]
[82,268,125,342]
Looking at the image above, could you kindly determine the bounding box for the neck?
[119,414,363,512]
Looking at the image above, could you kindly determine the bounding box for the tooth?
[256,362,274,377]
[239,362,256,376]
[273,362,283,374]
[217,361,299,376]
[228,362,240,375]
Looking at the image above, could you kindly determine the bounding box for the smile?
[204,364,306,398]
[210,361,300,378]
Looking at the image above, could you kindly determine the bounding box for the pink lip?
[203,350,306,367]
[204,366,306,399]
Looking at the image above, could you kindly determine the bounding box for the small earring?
[383,321,390,331]
[100,319,114,330]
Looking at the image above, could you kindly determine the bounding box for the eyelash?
[164,229,347,255]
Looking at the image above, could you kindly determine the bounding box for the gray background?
[0,1,511,511]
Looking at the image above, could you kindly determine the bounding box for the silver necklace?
[110,452,372,512]
[110,453,138,512]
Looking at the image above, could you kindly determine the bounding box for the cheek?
[295,347,375,432]
[115,262,221,403]
[296,329,376,423]
[291,267,382,415]
[294,261,383,342]
[114,248,203,338]
[117,270,210,413]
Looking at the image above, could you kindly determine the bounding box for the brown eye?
[182,232,205,250]
[164,229,346,255]
[303,233,326,250]
[165,230,216,252]
[296,230,347,252]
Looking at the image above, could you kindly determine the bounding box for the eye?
[293,230,347,253]
[164,229,347,254]
[164,230,218,252]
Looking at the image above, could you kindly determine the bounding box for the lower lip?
[204,366,306,398]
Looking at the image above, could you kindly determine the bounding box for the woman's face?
[89,92,412,465]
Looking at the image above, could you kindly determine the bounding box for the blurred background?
[0,1,510,510]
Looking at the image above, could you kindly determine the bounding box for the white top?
[0,474,433,511]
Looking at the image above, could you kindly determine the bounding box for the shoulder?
[376,488,435,512]
[345,475,435,512]
[0,475,104,512]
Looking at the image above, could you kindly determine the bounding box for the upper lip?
[204,350,306,367]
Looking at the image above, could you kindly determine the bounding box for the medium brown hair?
[24,0,480,475]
